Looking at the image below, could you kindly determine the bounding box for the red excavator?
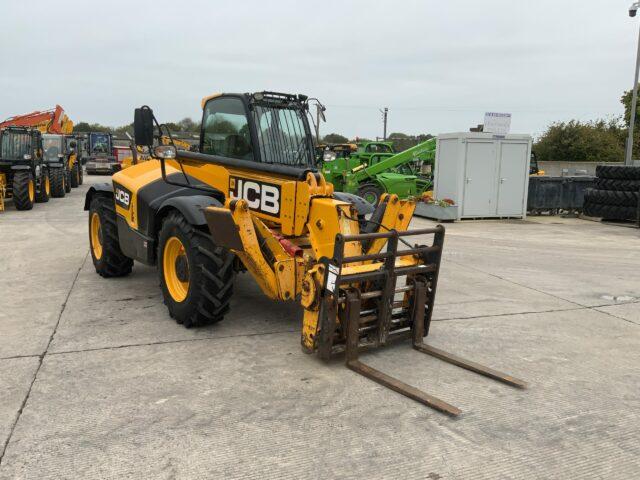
[0,105,73,134]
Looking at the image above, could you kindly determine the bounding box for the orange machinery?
[0,105,73,134]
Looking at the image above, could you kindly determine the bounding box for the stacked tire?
[583,166,640,220]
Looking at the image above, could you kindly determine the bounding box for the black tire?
[35,170,50,203]
[50,168,66,198]
[596,165,640,180]
[593,178,640,192]
[70,162,79,188]
[64,169,72,193]
[583,202,638,220]
[89,196,133,277]
[584,189,639,207]
[78,163,84,185]
[12,171,35,210]
[158,211,235,328]
[357,183,384,206]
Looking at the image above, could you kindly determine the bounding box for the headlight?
[23,154,32,160]
[58,154,64,158]
[323,151,337,162]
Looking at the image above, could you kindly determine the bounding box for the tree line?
[73,118,200,136]
[531,87,637,163]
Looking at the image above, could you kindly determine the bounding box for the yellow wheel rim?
[45,175,50,195]
[90,212,103,259]
[28,180,35,202]
[163,236,190,302]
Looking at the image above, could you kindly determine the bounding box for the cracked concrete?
[0,175,639,479]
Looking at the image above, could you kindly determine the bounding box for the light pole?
[626,2,640,166]
[380,107,388,140]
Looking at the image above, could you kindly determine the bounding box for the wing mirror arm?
[134,105,218,197]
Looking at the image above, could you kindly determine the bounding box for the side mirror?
[134,106,154,147]
[320,106,326,122]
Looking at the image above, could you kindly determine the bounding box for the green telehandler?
[321,138,436,205]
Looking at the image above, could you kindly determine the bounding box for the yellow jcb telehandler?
[85,92,525,416]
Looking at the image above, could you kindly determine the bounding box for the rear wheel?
[584,189,639,207]
[50,168,66,198]
[78,162,84,185]
[70,162,79,188]
[158,211,235,328]
[12,171,35,210]
[357,183,384,206]
[583,202,638,220]
[35,170,50,203]
[596,165,640,180]
[89,196,133,277]
[593,178,640,192]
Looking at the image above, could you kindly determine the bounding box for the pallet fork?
[317,226,526,417]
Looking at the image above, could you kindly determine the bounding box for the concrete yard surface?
[1,175,639,479]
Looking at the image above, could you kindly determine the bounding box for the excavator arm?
[0,105,73,134]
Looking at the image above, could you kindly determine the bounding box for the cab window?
[365,143,393,153]
[202,98,253,161]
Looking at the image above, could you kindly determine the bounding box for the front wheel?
[78,163,84,185]
[357,183,384,206]
[50,168,66,198]
[64,169,72,193]
[158,211,235,328]
[35,170,50,203]
[70,162,79,188]
[89,196,133,277]
[12,171,35,210]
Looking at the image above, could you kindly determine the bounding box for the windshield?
[363,143,393,154]
[251,105,314,166]
[0,131,31,160]
[43,135,64,161]
[65,137,77,151]
[90,133,111,154]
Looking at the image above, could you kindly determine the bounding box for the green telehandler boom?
[321,138,436,205]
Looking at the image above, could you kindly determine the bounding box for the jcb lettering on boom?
[229,176,280,216]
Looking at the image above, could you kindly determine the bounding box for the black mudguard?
[156,195,224,226]
[84,183,113,210]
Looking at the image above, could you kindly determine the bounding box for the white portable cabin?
[433,132,532,220]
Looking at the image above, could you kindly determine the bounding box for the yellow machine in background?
[85,92,525,416]
[160,135,192,150]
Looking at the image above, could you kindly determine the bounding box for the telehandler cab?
[85,92,525,416]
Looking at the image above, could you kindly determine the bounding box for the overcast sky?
[0,0,637,139]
